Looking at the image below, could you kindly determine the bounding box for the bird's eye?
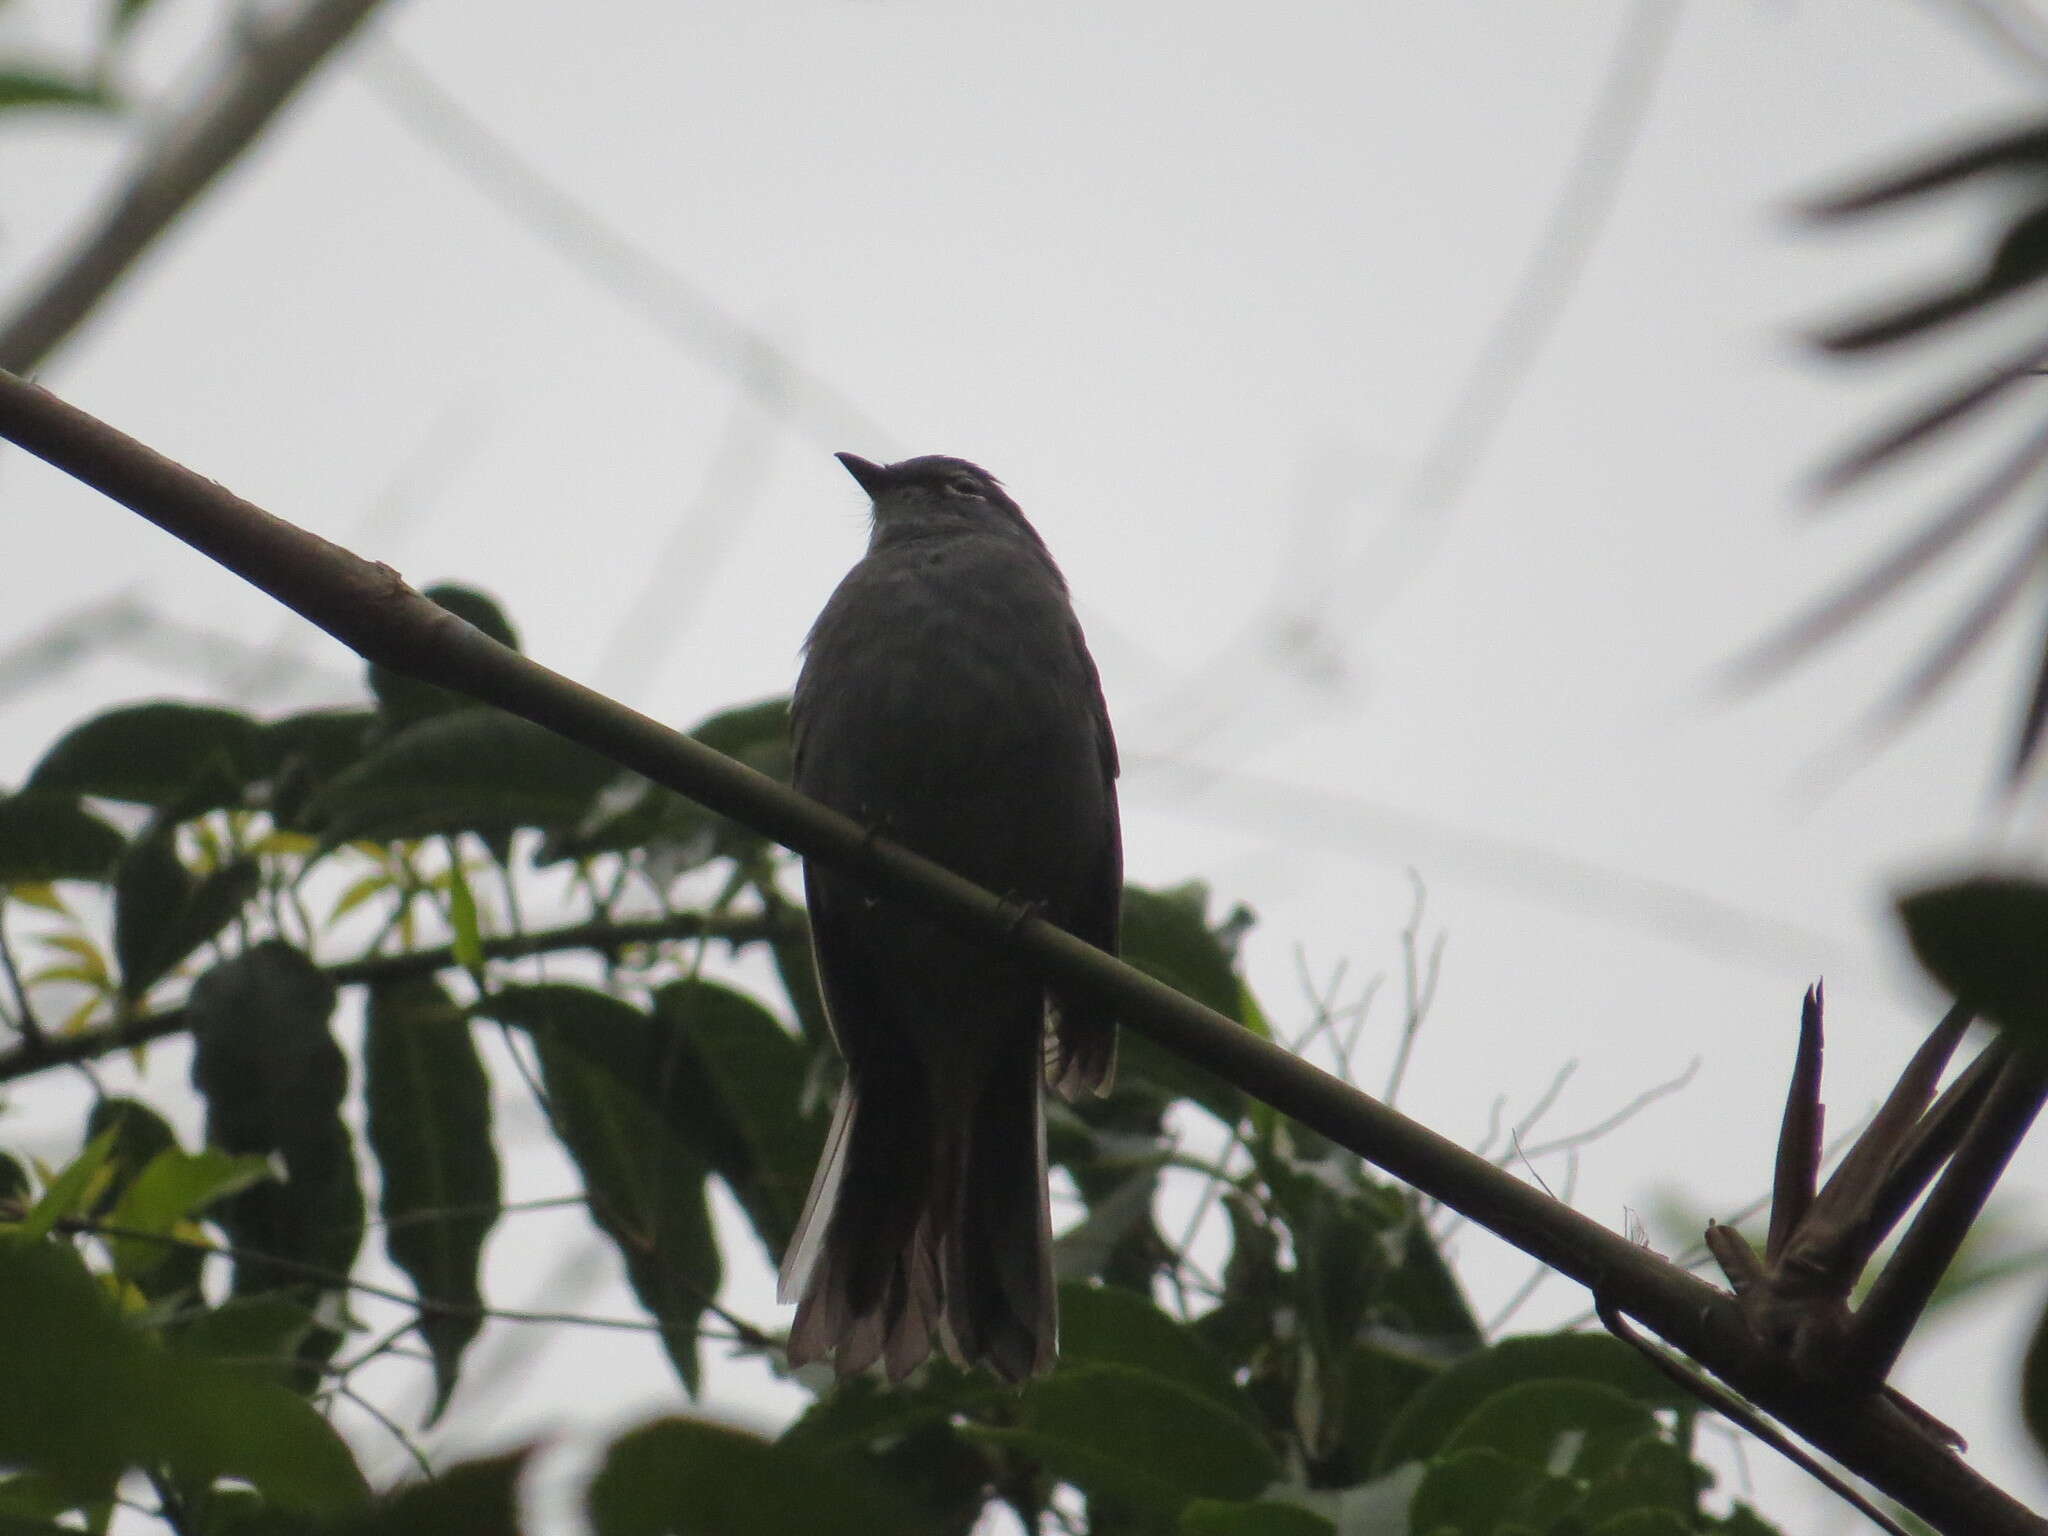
[944,476,986,500]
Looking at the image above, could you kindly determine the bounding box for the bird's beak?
[835,453,889,498]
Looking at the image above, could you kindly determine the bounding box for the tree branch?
[0,0,393,374]
[0,906,795,1085]
[0,369,2038,1536]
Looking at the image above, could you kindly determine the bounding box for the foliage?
[0,581,1787,1533]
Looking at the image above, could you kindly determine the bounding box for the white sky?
[6,0,2048,1529]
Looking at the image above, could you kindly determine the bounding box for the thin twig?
[0,905,797,1084]
[0,0,393,372]
[1597,1296,1913,1536]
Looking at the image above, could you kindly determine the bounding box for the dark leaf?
[1816,330,2048,492]
[305,709,617,845]
[1372,1334,1688,1474]
[0,792,123,883]
[365,976,500,1421]
[171,1294,316,1392]
[1899,874,2048,1044]
[369,585,521,732]
[1058,1282,1259,1428]
[2025,1286,2048,1462]
[0,1238,367,1513]
[537,773,719,872]
[587,1415,916,1536]
[1445,1380,1658,1482]
[1805,121,2048,219]
[1114,883,1258,1124]
[651,978,818,1258]
[28,702,262,811]
[1814,203,2048,353]
[766,905,830,1046]
[1575,1435,1704,1528]
[188,942,363,1296]
[979,1362,1280,1514]
[0,68,116,112]
[547,696,796,872]
[777,1366,996,1527]
[1178,1500,1334,1536]
[112,0,166,37]
[259,708,375,831]
[689,696,793,772]
[83,1095,179,1210]
[113,835,258,999]
[1589,1512,1696,1536]
[1726,417,2048,691]
[483,985,719,1393]
[1409,1446,1576,1536]
[326,1449,529,1536]
[2014,599,2048,780]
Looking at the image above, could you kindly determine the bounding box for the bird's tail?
[780,1050,1054,1383]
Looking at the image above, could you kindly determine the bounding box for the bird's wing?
[1047,623,1122,1098]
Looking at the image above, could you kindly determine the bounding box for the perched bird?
[779,452,1122,1383]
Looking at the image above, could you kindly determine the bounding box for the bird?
[778,451,1122,1383]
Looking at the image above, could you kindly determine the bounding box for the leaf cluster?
[0,583,1790,1533]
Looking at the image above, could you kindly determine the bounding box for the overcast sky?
[7,1,2048,1528]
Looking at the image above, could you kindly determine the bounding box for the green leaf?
[1116,882,1260,1122]
[368,585,521,731]
[0,67,116,112]
[483,985,719,1393]
[1059,1281,1259,1426]
[778,1364,997,1459]
[324,1448,528,1536]
[1410,1445,1575,1536]
[444,854,485,973]
[28,703,261,810]
[171,1293,316,1390]
[1373,1335,1687,1474]
[0,1238,367,1513]
[105,1147,270,1282]
[689,696,793,780]
[83,1095,179,1209]
[1123,882,1252,1021]
[587,1417,914,1536]
[1899,875,2048,1043]
[1575,1435,1703,1529]
[14,1128,119,1242]
[1588,1513,1694,1536]
[0,792,123,883]
[365,976,499,1421]
[112,0,166,37]
[977,1362,1281,1514]
[650,978,818,1257]
[305,710,618,844]
[113,835,257,999]
[1180,1500,1335,1536]
[1444,1381,1658,1483]
[188,942,363,1295]
[260,708,374,832]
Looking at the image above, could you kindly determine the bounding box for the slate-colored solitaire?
[778,451,1122,1382]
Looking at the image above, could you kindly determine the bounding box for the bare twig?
[0,0,394,373]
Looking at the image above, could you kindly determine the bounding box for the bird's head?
[837,452,1045,550]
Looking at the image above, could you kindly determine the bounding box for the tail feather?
[783,1047,1056,1384]
[944,1048,1056,1381]
[784,1060,939,1380]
